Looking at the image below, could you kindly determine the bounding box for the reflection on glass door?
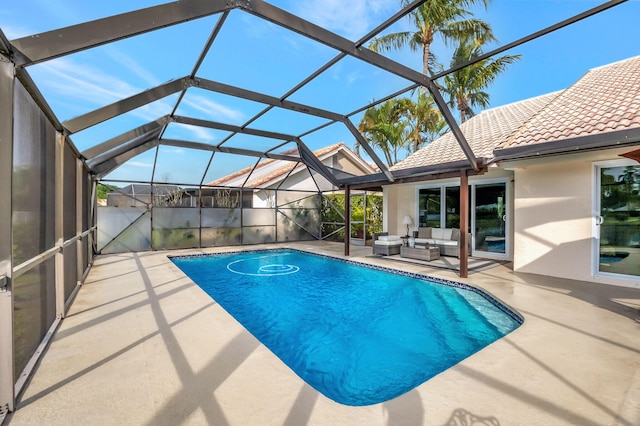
[598,164,640,277]
[350,193,365,246]
[475,183,506,254]
[445,186,460,228]
[418,188,441,227]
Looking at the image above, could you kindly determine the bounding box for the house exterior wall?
[384,150,639,288]
[333,152,368,175]
[267,166,316,191]
[383,183,416,236]
[508,147,640,288]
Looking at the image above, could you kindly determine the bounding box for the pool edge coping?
[168,247,524,326]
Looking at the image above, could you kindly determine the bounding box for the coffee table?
[400,245,440,261]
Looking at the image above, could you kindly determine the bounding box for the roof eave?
[339,158,489,189]
[493,127,640,162]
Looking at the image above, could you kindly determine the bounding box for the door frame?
[592,158,640,280]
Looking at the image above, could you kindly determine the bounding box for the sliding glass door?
[597,162,640,277]
[474,183,506,254]
[417,180,509,257]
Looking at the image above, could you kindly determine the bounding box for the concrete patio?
[8,242,640,425]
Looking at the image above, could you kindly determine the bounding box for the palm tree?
[357,99,412,166]
[404,92,447,153]
[441,38,520,122]
[369,0,495,79]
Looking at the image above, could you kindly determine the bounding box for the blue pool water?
[170,249,522,406]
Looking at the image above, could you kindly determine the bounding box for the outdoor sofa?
[413,227,471,257]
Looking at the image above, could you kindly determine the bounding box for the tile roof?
[391,92,559,170]
[207,146,300,187]
[207,142,361,187]
[504,55,640,147]
[392,55,640,171]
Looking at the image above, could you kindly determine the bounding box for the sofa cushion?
[431,228,443,239]
[378,235,401,241]
[451,228,460,241]
[434,239,457,247]
[374,240,402,246]
[417,227,431,238]
[440,228,453,240]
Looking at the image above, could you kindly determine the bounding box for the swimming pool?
[170,249,522,406]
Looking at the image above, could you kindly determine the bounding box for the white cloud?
[0,23,33,39]
[163,148,185,155]
[292,0,396,40]
[104,48,161,88]
[31,58,139,108]
[168,122,221,144]
[183,94,245,122]
[187,126,218,143]
[126,161,153,168]
[29,56,178,123]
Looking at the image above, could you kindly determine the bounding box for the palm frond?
[369,32,415,53]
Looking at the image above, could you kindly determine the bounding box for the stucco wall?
[510,148,640,288]
[383,184,416,236]
[334,152,367,175]
[512,157,593,279]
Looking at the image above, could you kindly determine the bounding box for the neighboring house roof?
[207,142,376,188]
[392,55,640,171]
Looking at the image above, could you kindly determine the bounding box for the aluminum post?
[0,53,15,416]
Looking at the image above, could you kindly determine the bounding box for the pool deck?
[8,242,640,425]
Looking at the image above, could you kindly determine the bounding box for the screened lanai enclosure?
[0,0,633,418]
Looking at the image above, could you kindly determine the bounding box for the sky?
[1,0,639,186]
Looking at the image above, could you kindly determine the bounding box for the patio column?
[344,185,350,256]
[0,53,15,415]
[55,132,66,318]
[76,158,84,281]
[459,171,469,278]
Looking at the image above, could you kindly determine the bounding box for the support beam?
[93,139,160,179]
[55,133,65,317]
[166,11,230,131]
[0,53,15,416]
[86,127,163,170]
[425,80,478,171]
[160,139,301,162]
[240,1,429,85]
[343,119,394,182]
[344,185,351,256]
[296,140,341,187]
[194,77,343,122]
[430,0,628,80]
[63,78,188,134]
[76,158,84,282]
[240,0,478,171]
[81,116,168,159]
[172,115,297,142]
[10,0,234,66]
[459,171,469,278]
[0,28,11,56]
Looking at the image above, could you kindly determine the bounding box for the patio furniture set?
[372,232,441,261]
[373,228,470,261]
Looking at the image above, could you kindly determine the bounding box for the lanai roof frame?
[0,0,631,188]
